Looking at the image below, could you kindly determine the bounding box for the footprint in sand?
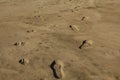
[19,58,29,65]
[14,41,25,46]
[69,25,79,32]
[26,30,35,33]
[81,16,86,21]
[79,40,93,49]
[50,60,65,79]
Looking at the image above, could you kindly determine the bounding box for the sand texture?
[0,0,120,80]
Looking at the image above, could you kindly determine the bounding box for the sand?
[0,0,120,80]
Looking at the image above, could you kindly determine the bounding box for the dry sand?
[0,0,120,80]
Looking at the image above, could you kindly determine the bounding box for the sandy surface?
[0,0,120,80]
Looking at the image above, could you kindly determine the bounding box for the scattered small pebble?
[50,60,65,79]
[69,25,79,32]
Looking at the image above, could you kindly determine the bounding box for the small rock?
[69,25,79,32]
[50,60,65,79]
